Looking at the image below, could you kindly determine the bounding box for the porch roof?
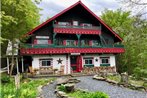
[20,48,125,55]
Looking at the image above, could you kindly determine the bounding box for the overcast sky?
[37,0,123,22]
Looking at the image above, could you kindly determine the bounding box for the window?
[100,57,110,64]
[84,57,93,65]
[40,59,52,67]
[37,39,48,44]
[81,23,92,28]
[66,40,75,46]
[73,21,78,26]
[81,40,89,46]
[55,39,63,45]
[92,40,100,46]
[58,22,70,26]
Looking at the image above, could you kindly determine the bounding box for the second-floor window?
[81,40,89,46]
[66,40,75,46]
[37,39,48,44]
[36,36,49,44]
[92,40,100,46]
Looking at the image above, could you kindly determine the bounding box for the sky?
[37,0,122,22]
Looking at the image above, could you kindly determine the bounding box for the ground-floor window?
[83,57,94,67]
[100,57,110,66]
[39,59,53,67]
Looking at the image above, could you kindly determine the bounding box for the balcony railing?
[54,24,101,30]
[24,44,124,48]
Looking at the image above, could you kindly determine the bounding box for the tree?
[1,0,40,75]
[101,9,147,76]
[121,0,147,18]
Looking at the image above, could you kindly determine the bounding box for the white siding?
[82,54,116,67]
[32,55,68,74]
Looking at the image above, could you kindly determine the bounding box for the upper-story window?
[73,21,78,26]
[81,23,92,27]
[66,40,76,46]
[81,40,89,46]
[58,22,70,26]
[92,40,100,46]
[36,36,49,44]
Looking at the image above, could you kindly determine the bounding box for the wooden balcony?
[24,44,124,48]
[53,24,101,35]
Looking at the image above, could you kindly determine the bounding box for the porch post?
[7,57,9,74]
[16,57,19,74]
[21,56,24,72]
[53,33,57,45]
[76,34,81,47]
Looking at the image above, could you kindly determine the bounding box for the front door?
[70,55,82,72]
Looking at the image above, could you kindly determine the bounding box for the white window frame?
[83,57,93,65]
[100,57,110,64]
[40,59,53,67]
[37,39,48,44]
[73,21,78,26]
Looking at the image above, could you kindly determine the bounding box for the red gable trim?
[27,1,81,35]
[26,1,122,41]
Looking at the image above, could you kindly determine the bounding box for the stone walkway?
[40,76,147,98]
[76,76,147,98]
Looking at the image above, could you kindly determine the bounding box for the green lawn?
[0,74,55,98]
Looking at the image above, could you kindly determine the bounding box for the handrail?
[54,24,101,30]
[24,44,124,48]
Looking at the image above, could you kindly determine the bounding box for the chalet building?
[20,1,125,74]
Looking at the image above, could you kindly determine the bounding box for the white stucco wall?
[32,55,69,74]
[82,54,116,67]
[31,54,116,74]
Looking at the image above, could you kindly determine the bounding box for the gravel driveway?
[76,76,147,98]
[41,81,57,98]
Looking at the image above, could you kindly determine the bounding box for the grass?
[68,90,109,98]
[106,74,146,87]
[0,74,55,98]
[106,75,121,82]
[129,79,144,86]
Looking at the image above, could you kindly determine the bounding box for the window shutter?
[48,40,51,44]
[89,40,93,46]
[34,39,37,44]
[63,40,66,45]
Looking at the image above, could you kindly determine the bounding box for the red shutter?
[76,40,78,46]
[89,40,93,46]
[34,39,37,44]
[63,40,66,45]
[48,40,51,44]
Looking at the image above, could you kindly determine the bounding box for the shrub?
[1,74,11,83]
[133,67,147,79]
[58,84,66,92]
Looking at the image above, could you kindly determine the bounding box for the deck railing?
[54,24,101,30]
[24,44,124,48]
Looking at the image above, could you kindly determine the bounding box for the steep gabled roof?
[27,1,122,41]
